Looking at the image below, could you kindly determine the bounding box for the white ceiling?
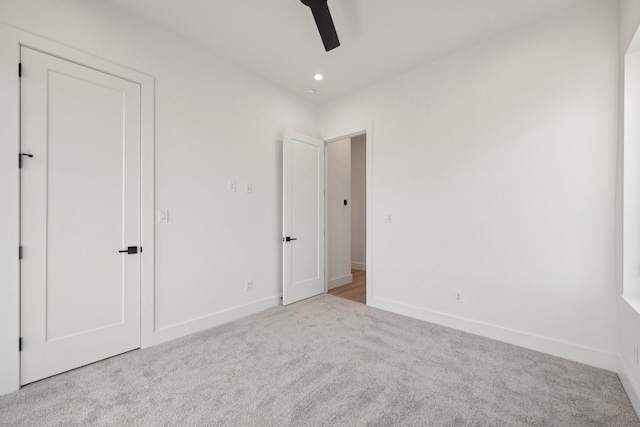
[102,0,586,105]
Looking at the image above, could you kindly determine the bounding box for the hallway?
[328,270,366,304]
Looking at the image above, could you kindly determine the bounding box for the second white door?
[282,130,325,305]
[20,47,142,385]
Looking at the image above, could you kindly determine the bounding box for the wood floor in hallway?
[328,269,366,304]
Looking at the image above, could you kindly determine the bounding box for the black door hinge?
[19,337,22,351]
[18,63,22,77]
[19,153,33,168]
[18,246,23,260]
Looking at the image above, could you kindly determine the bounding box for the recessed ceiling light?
[306,88,316,94]
[314,74,323,81]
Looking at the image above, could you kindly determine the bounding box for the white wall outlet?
[245,280,253,292]
[245,183,253,193]
[228,181,236,192]
[454,290,463,303]
[158,210,169,223]
[383,213,392,223]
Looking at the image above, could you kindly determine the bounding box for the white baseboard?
[150,295,281,346]
[619,357,640,419]
[351,262,366,271]
[329,274,353,289]
[369,296,617,371]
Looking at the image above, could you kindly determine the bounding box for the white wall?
[319,0,619,370]
[327,138,352,288]
[0,0,317,395]
[351,135,367,271]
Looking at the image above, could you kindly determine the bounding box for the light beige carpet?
[0,294,638,426]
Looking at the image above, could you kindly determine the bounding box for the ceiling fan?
[301,0,341,52]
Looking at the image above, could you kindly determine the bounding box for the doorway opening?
[326,134,367,304]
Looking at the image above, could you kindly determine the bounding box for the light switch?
[228,181,236,192]
[158,210,169,223]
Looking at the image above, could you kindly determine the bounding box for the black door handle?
[119,246,138,254]
[283,237,298,242]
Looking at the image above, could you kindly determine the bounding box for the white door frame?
[323,124,374,304]
[0,24,155,395]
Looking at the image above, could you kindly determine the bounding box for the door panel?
[291,140,321,284]
[46,71,125,340]
[282,130,325,305]
[20,47,141,385]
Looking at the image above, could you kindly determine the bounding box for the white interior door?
[282,130,325,305]
[20,47,141,385]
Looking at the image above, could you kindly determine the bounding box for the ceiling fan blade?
[304,0,341,52]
